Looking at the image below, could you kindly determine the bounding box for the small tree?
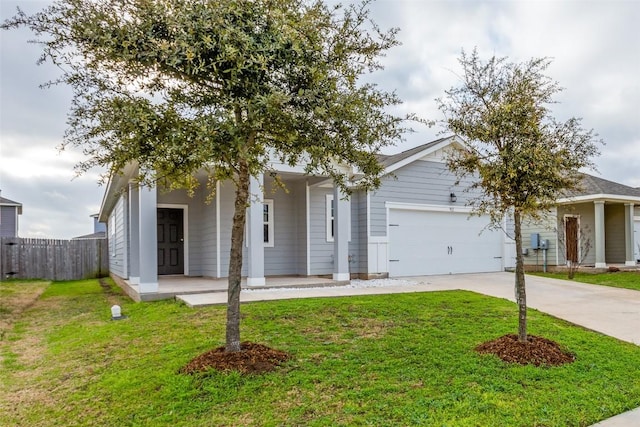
[437,49,600,343]
[556,220,592,279]
[3,0,413,352]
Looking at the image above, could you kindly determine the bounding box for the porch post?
[594,201,606,268]
[333,186,350,281]
[128,182,140,284]
[625,203,636,266]
[138,184,158,293]
[247,175,265,286]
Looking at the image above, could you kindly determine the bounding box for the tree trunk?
[226,159,250,353]
[513,210,528,343]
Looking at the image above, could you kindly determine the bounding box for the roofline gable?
[382,135,466,175]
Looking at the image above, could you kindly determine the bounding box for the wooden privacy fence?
[1,237,109,281]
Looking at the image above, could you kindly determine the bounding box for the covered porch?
[122,167,354,297]
[557,199,637,268]
[114,274,349,302]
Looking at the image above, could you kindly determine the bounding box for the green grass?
[532,271,640,291]
[2,279,640,426]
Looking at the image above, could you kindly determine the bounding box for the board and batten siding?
[369,160,478,237]
[0,206,18,237]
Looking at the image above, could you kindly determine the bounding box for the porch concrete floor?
[124,275,348,301]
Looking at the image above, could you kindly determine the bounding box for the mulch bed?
[475,334,575,366]
[180,342,291,375]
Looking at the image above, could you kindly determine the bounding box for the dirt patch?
[475,334,575,366]
[180,342,290,375]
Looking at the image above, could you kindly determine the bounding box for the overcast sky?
[1,0,639,239]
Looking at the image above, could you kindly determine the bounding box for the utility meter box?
[530,233,540,249]
[540,239,549,250]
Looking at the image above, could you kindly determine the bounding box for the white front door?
[388,209,503,277]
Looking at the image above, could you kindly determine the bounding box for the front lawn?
[533,271,640,291]
[2,278,640,426]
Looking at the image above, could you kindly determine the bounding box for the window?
[247,199,274,247]
[326,194,351,242]
[263,199,274,247]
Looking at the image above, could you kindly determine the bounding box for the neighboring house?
[522,174,640,268]
[0,192,22,237]
[72,214,107,240]
[99,136,517,296]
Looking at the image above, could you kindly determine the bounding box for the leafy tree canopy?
[3,0,416,352]
[3,0,412,193]
[438,49,601,225]
[437,49,601,342]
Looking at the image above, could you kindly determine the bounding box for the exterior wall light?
[450,192,457,203]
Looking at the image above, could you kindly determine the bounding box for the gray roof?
[377,137,452,168]
[72,231,107,240]
[0,196,22,206]
[565,173,640,198]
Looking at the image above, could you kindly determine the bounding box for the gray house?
[0,193,22,238]
[522,174,640,268]
[99,136,516,298]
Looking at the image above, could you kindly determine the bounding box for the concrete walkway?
[177,272,640,426]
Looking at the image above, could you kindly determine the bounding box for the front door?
[157,208,184,275]
[565,216,578,263]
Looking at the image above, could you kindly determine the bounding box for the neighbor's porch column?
[246,175,265,286]
[625,203,636,266]
[138,183,158,293]
[333,186,350,281]
[594,201,606,268]
[128,182,140,284]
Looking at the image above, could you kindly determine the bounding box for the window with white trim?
[246,199,274,247]
[263,199,274,247]
[326,194,351,242]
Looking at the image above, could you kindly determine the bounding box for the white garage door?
[388,209,503,277]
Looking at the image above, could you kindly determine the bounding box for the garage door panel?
[389,209,502,277]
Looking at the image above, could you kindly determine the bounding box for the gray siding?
[0,206,18,237]
[370,160,478,236]
[519,209,560,267]
[218,181,248,277]
[109,194,128,278]
[295,181,308,275]
[264,178,299,276]
[200,195,218,277]
[353,190,367,274]
[605,204,625,263]
[309,186,335,275]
